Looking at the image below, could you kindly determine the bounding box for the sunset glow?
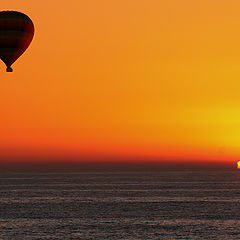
[237,161,240,169]
[1,0,240,166]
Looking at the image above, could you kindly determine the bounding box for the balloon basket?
[6,67,13,72]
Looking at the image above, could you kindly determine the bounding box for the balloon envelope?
[0,11,34,72]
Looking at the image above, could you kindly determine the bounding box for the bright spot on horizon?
[237,161,240,169]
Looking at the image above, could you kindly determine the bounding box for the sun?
[237,161,240,169]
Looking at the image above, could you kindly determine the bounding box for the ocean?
[0,170,240,239]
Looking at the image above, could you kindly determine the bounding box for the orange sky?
[1,0,240,163]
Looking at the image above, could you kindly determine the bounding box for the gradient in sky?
[1,0,240,164]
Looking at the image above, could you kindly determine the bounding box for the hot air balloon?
[0,11,34,72]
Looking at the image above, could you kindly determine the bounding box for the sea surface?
[0,170,240,239]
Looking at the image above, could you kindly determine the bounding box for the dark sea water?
[0,170,240,239]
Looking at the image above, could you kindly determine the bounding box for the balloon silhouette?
[0,11,34,72]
